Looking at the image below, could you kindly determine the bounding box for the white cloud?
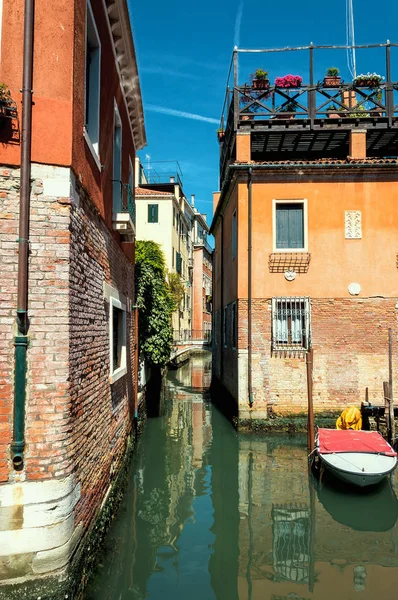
[145,104,219,124]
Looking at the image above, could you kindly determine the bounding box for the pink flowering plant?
[274,74,303,88]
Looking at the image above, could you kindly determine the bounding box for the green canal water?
[84,351,398,600]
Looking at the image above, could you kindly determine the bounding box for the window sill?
[109,365,127,384]
[83,128,101,171]
[273,248,307,253]
[113,213,136,237]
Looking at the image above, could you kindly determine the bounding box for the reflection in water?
[84,351,398,600]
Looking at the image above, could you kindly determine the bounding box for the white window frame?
[271,297,311,353]
[109,296,127,383]
[272,198,308,252]
[84,0,101,167]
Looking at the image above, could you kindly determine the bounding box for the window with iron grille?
[272,297,311,352]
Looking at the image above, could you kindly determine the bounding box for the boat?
[316,476,398,531]
[314,428,397,488]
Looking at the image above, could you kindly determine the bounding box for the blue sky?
[128,0,398,221]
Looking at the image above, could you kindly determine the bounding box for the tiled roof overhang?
[105,0,146,150]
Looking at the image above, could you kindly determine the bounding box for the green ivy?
[135,241,174,367]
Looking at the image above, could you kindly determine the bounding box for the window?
[273,200,307,251]
[232,302,237,349]
[109,297,127,382]
[85,1,100,155]
[176,252,182,274]
[272,297,311,353]
[223,306,228,347]
[148,204,158,223]
[232,210,237,259]
[112,104,122,213]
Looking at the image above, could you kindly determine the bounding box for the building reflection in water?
[84,352,398,600]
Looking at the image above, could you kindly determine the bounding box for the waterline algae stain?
[84,351,398,600]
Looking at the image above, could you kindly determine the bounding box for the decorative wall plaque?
[348,282,361,296]
[284,270,296,281]
[345,211,362,239]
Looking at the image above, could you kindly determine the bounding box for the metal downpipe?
[12,0,35,470]
[248,167,253,407]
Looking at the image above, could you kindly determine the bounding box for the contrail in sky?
[146,104,219,124]
[234,1,243,48]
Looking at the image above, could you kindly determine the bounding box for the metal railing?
[121,183,135,225]
[173,329,212,344]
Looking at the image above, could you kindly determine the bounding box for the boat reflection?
[314,475,398,532]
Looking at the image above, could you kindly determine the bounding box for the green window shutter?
[176,252,182,274]
[148,204,159,223]
[276,204,304,249]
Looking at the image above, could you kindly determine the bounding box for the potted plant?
[326,103,340,118]
[277,101,297,119]
[274,74,303,88]
[251,68,270,90]
[0,83,12,118]
[324,67,341,87]
[217,128,225,142]
[353,72,384,87]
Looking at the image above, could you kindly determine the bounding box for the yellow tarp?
[336,406,362,430]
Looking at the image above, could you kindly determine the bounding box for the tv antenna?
[346,0,356,78]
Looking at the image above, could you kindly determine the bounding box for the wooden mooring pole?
[306,348,314,452]
[389,328,395,443]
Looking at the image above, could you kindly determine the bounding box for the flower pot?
[324,76,341,87]
[217,131,225,142]
[355,80,381,88]
[327,112,340,119]
[252,78,270,90]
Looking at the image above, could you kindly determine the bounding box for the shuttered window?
[148,204,158,223]
[276,203,304,249]
[176,252,182,274]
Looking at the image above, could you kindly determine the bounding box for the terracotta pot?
[324,76,341,87]
[217,131,225,142]
[252,78,270,90]
[327,112,340,119]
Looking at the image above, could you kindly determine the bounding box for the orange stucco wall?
[72,0,136,229]
[236,176,398,300]
[0,0,136,229]
[0,0,74,166]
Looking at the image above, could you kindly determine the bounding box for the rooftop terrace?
[219,42,398,184]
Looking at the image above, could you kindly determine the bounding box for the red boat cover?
[317,428,397,457]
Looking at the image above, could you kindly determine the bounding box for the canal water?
[84,351,398,600]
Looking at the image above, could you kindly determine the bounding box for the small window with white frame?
[110,296,127,383]
[272,297,311,353]
[273,199,308,252]
[84,1,101,156]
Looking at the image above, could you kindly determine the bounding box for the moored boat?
[314,428,397,488]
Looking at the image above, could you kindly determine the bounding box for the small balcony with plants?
[112,182,136,239]
[218,42,398,183]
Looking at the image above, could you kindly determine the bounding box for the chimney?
[191,194,195,207]
[170,176,175,183]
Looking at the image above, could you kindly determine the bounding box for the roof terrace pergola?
[219,42,398,184]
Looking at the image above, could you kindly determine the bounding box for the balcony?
[112,183,136,239]
[219,42,398,185]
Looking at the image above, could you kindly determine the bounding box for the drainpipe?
[247,167,253,407]
[12,0,35,470]
[220,215,224,382]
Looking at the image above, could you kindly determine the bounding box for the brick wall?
[220,297,398,417]
[69,183,136,529]
[0,164,138,573]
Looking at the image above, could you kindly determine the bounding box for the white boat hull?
[319,452,397,488]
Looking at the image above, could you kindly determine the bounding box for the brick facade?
[0,165,139,582]
[215,296,397,420]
